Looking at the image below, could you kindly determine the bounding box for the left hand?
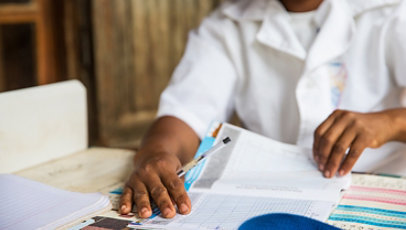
[313,109,398,178]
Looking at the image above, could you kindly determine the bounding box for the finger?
[323,125,357,178]
[339,136,367,176]
[162,173,191,215]
[317,111,353,170]
[146,174,176,218]
[131,179,152,218]
[313,110,341,162]
[120,186,133,214]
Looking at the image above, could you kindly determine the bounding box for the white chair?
[0,80,88,173]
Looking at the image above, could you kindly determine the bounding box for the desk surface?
[13,147,140,227]
[15,147,134,194]
[11,147,406,230]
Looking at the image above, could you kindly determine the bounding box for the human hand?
[313,109,398,178]
[119,151,191,218]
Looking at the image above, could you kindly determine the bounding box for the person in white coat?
[120,0,406,219]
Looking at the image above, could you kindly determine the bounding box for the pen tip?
[223,137,231,144]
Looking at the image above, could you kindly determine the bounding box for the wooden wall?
[0,28,3,92]
[62,0,98,145]
[92,0,225,147]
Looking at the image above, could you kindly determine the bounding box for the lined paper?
[128,123,349,230]
[0,174,111,230]
[130,192,335,230]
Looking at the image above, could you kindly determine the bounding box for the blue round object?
[238,213,340,230]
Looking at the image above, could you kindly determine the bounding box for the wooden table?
[15,147,134,193]
[14,147,142,225]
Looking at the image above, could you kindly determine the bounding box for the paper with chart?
[130,123,351,230]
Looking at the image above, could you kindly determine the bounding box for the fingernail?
[180,203,189,213]
[121,205,126,211]
[339,170,345,176]
[319,164,324,171]
[163,207,172,217]
[141,207,148,215]
[140,207,150,217]
[324,171,330,178]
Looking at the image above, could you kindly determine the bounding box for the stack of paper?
[129,123,351,230]
[0,174,111,229]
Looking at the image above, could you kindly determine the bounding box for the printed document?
[131,123,351,230]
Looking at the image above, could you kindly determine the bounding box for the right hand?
[119,151,192,218]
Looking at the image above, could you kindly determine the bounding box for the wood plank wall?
[63,0,98,144]
[0,28,3,92]
[92,0,225,147]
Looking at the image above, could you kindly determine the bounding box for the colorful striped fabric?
[327,174,406,229]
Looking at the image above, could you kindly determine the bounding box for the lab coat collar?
[302,0,400,71]
[222,0,270,21]
[222,0,401,66]
[305,0,355,72]
[221,0,400,21]
[350,0,400,16]
[255,0,307,59]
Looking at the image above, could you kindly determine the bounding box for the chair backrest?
[0,80,87,173]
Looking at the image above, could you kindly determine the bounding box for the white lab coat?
[157,0,406,175]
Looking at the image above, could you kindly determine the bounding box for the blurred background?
[0,0,224,149]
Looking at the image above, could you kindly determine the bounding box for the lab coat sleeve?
[387,2,406,107]
[157,11,239,139]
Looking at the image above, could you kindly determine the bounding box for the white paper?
[136,192,335,230]
[132,123,350,230]
[0,174,111,230]
[193,124,350,201]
